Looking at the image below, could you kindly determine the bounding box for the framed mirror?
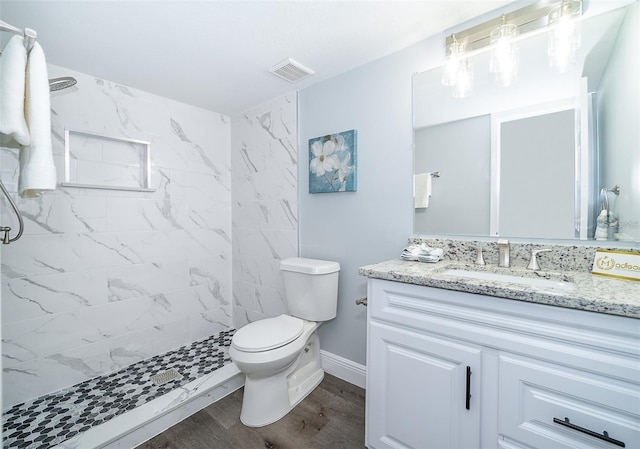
[413,1,639,242]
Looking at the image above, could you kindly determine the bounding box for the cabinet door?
[367,321,481,449]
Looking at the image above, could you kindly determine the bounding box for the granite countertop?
[359,259,640,319]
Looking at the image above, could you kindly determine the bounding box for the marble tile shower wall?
[231,94,298,328]
[0,64,233,408]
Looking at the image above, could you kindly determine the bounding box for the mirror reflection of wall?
[498,109,576,239]
[412,1,639,242]
[598,1,640,241]
[414,116,490,235]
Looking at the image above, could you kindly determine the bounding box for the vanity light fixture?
[442,35,474,98]
[489,16,518,87]
[441,0,582,97]
[548,0,582,73]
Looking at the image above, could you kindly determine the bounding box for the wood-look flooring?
[136,374,366,449]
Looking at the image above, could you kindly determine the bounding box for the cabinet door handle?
[465,366,471,410]
[553,417,625,447]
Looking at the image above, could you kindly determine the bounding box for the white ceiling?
[1,1,512,116]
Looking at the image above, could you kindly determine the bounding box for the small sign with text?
[592,249,640,281]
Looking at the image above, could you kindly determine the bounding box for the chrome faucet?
[475,244,485,265]
[527,248,551,270]
[498,239,510,268]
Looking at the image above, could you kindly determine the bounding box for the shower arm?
[0,180,24,244]
[0,19,37,52]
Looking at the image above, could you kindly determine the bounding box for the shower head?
[49,76,77,92]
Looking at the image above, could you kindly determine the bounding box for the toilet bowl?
[230,257,340,427]
[230,315,323,427]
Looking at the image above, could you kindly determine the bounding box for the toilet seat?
[232,314,304,352]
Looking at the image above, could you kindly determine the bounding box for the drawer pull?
[553,417,625,447]
[465,366,471,410]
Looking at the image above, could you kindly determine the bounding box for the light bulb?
[442,39,465,87]
[451,60,473,98]
[548,0,582,73]
[490,21,518,87]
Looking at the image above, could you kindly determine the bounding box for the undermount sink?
[443,268,576,292]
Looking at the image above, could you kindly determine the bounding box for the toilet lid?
[232,315,304,352]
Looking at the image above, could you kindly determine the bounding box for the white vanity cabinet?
[365,278,640,449]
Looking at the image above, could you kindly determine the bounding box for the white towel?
[401,244,444,262]
[19,41,56,197]
[414,172,432,208]
[0,35,30,146]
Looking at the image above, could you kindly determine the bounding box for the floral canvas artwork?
[308,129,357,193]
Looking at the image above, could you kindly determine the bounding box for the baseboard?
[320,350,366,389]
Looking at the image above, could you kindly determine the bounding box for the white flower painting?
[308,129,357,193]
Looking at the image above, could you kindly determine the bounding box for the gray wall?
[298,38,440,365]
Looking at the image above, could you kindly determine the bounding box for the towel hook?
[0,20,37,53]
[605,185,620,196]
[23,28,37,53]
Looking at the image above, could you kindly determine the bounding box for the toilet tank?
[280,258,340,322]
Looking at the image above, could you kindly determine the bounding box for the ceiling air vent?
[269,58,315,83]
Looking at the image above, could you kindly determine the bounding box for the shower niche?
[61,129,154,192]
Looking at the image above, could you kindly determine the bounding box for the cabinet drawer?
[499,354,640,448]
[368,279,640,382]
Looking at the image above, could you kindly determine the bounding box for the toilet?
[230,257,340,427]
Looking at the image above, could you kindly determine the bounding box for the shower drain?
[150,368,181,386]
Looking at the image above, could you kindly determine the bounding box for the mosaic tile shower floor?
[2,329,235,449]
